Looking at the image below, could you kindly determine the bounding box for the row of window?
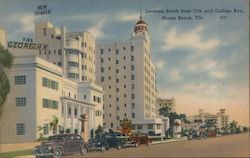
[42,99,58,109]
[67,73,79,79]
[38,49,62,56]
[67,62,79,67]
[100,46,134,55]
[100,55,134,64]
[100,74,135,82]
[93,96,101,103]
[42,77,59,90]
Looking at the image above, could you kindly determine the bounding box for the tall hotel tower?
[96,15,162,134]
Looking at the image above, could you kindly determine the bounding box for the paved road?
[64,132,250,158]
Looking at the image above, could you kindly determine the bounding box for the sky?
[0,0,249,126]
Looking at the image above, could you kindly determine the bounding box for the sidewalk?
[0,142,40,153]
[152,137,188,145]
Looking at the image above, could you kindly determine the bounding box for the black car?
[88,132,123,152]
[33,134,88,158]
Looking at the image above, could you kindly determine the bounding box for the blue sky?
[0,0,249,126]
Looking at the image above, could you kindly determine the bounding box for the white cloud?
[187,58,217,72]
[19,15,34,32]
[170,69,182,81]
[87,20,106,39]
[118,13,139,22]
[155,60,166,69]
[209,70,229,79]
[162,25,220,51]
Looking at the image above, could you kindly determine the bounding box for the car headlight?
[48,146,53,150]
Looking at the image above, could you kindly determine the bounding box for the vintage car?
[88,131,123,152]
[128,133,152,146]
[33,134,88,158]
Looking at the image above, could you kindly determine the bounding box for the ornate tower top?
[133,10,148,34]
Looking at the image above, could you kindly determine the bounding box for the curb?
[152,138,188,145]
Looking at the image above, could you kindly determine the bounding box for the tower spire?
[140,7,142,19]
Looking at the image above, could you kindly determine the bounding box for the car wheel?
[53,148,62,158]
[80,145,87,156]
[100,145,106,152]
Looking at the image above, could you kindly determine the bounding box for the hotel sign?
[34,4,51,15]
[8,41,48,51]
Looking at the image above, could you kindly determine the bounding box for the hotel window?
[132,113,135,118]
[124,56,126,60]
[117,116,120,120]
[74,108,77,116]
[116,69,119,73]
[132,103,135,109]
[116,88,119,92]
[123,47,126,50]
[58,50,62,55]
[111,122,113,128]
[68,107,72,115]
[124,94,126,98]
[101,58,104,63]
[16,123,25,135]
[131,46,134,52]
[116,60,119,64]
[116,106,119,111]
[116,79,119,83]
[109,104,111,107]
[109,85,111,89]
[109,113,112,117]
[16,97,26,107]
[93,96,96,102]
[15,76,26,85]
[58,62,62,66]
[148,124,153,130]
[49,50,51,55]
[131,74,135,80]
[108,67,111,70]
[101,49,104,54]
[84,95,87,100]
[132,84,135,89]
[43,124,49,135]
[97,97,100,103]
[116,49,119,55]
[101,67,104,73]
[108,48,111,52]
[124,66,126,69]
[109,76,111,80]
[132,93,135,99]
[43,28,46,36]
[101,76,104,82]
[131,55,134,61]
[116,97,119,101]
[51,34,54,39]
[124,84,126,88]
[137,125,142,130]
[124,103,127,107]
[109,95,111,98]
[157,124,161,129]
[131,65,135,71]
[124,75,126,79]
[124,113,127,117]
[108,57,111,61]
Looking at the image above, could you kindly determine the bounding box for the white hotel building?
[0,21,104,143]
[95,16,162,134]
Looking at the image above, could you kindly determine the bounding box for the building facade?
[0,22,104,143]
[156,97,176,116]
[95,15,162,134]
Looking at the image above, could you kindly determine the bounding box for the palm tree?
[0,43,13,115]
[50,116,59,134]
[158,106,171,117]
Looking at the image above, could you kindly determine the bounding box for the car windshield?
[48,135,66,141]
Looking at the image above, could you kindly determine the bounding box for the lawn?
[0,149,32,158]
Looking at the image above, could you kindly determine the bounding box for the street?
[65,132,249,158]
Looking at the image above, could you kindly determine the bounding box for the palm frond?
[0,43,13,69]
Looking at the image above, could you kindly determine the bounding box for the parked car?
[128,133,152,146]
[33,134,88,158]
[88,131,123,152]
